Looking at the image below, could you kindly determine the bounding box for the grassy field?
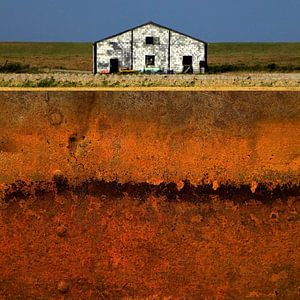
[0,42,300,72]
[0,42,91,71]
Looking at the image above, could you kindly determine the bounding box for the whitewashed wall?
[170,32,205,73]
[95,23,206,74]
[96,31,131,72]
[132,24,169,72]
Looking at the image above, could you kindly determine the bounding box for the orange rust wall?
[0,90,299,187]
[0,90,300,299]
[0,192,299,299]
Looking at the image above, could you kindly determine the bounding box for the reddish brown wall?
[0,90,299,188]
[1,192,299,299]
[0,90,300,299]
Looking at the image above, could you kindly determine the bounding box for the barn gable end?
[93,21,207,74]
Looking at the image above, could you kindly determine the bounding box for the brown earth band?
[1,178,300,205]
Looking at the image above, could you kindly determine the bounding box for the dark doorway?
[110,58,119,73]
[182,56,193,73]
[145,55,155,66]
[200,60,207,74]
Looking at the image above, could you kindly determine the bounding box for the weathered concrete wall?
[1,189,299,299]
[133,24,169,72]
[170,31,205,73]
[0,89,300,299]
[95,23,206,73]
[96,31,132,71]
[0,90,299,188]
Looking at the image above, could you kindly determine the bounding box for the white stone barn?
[93,21,207,74]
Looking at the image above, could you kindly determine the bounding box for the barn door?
[182,56,193,73]
[110,59,119,73]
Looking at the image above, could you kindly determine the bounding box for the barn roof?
[94,21,207,45]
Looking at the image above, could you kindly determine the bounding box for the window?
[145,36,160,45]
[145,55,155,66]
[146,37,154,44]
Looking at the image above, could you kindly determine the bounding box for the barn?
[93,21,207,74]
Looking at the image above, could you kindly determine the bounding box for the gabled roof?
[94,21,207,45]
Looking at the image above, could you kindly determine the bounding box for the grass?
[0,42,90,56]
[207,63,300,73]
[0,61,39,73]
[0,42,91,71]
[208,43,300,72]
[2,76,80,87]
[0,42,299,73]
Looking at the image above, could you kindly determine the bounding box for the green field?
[208,43,300,72]
[0,42,91,71]
[0,42,300,72]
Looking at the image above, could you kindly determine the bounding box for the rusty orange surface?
[0,91,299,187]
[0,191,300,299]
[0,90,300,298]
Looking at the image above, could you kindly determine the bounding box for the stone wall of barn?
[95,23,206,74]
[170,32,206,73]
[132,24,169,72]
[96,31,132,72]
